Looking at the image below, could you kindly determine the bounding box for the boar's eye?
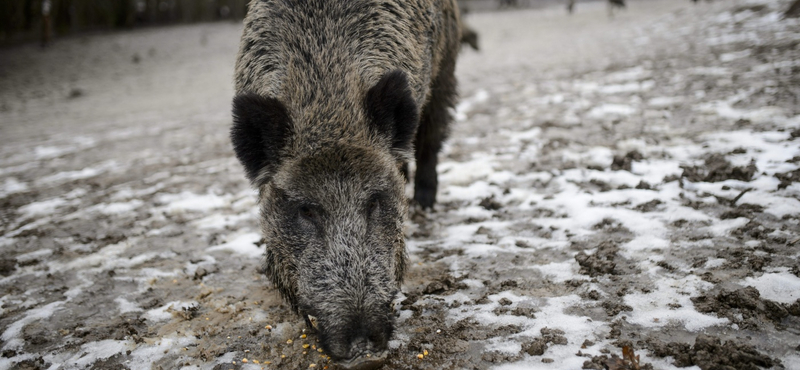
[297,204,322,230]
[299,205,319,222]
[366,194,382,218]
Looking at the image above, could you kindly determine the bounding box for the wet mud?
[2,0,800,369]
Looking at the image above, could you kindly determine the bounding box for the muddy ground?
[1,0,799,369]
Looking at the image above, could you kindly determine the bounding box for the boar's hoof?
[335,352,386,370]
[414,188,436,209]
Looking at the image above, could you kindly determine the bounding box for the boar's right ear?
[365,70,419,159]
[231,93,292,185]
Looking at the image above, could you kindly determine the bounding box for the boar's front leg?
[414,61,457,209]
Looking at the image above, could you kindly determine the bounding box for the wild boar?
[230,0,460,368]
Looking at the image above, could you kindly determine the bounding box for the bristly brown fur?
[234,0,460,163]
[230,0,461,363]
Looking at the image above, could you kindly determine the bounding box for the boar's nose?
[327,323,390,370]
[351,333,386,356]
[335,336,388,370]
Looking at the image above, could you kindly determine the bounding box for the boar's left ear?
[231,93,293,185]
[365,70,419,159]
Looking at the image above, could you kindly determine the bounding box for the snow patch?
[144,301,198,323]
[88,200,144,215]
[193,212,255,230]
[17,197,69,218]
[1,301,65,350]
[624,276,729,331]
[647,96,684,108]
[0,177,28,197]
[15,248,53,265]
[586,104,636,119]
[115,297,143,314]
[742,272,800,304]
[158,191,229,213]
[719,49,751,62]
[63,339,129,368]
[439,157,497,185]
[207,232,263,258]
[455,89,490,121]
[531,262,577,283]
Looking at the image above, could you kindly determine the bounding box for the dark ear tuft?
[365,70,419,157]
[231,93,292,185]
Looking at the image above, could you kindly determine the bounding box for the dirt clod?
[423,281,447,295]
[540,327,568,345]
[602,301,633,317]
[524,338,548,356]
[611,150,644,171]
[647,334,777,370]
[633,199,662,212]
[681,154,757,183]
[0,258,16,277]
[720,203,764,219]
[691,287,791,328]
[775,168,800,190]
[479,196,503,210]
[575,241,620,276]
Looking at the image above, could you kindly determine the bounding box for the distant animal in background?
[461,25,480,51]
[608,0,625,17]
[499,0,518,9]
[785,0,800,18]
[458,6,479,51]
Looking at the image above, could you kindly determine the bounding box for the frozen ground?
[1,0,800,369]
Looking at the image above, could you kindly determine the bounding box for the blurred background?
[1,0,249,46]
[0,0,698,46]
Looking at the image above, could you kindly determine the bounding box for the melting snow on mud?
[1,0,799,369]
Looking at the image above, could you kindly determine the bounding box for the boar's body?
[231,0,460,367]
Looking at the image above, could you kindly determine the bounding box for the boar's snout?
[314,309,393,369]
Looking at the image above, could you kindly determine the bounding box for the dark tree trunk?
[1,0,250,45]
[786,0,800,18]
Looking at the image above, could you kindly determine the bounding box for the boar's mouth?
[302,309,393,369]
[334,352,387,370]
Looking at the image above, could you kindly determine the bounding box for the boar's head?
[231,71,417,368]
